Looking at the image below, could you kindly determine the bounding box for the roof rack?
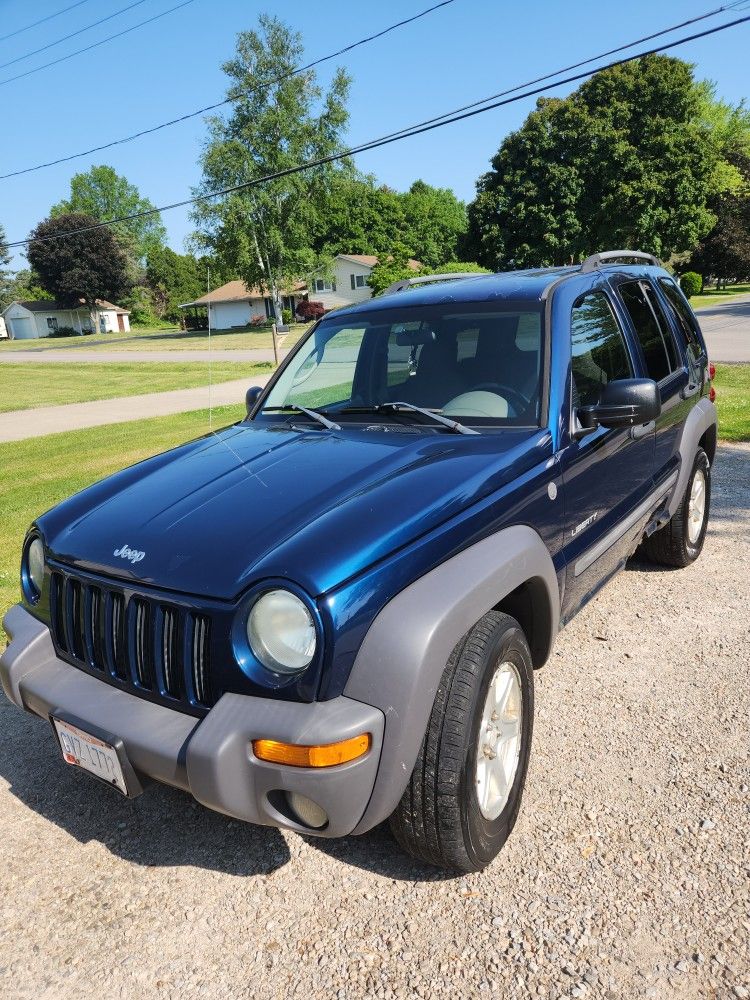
[383,272,485,295]
[580,250,661,273]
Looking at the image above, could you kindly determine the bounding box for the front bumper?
[1,605,384,837]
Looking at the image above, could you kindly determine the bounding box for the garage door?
[9,316,35,339]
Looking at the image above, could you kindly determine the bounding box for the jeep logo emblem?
[113,544,145,564]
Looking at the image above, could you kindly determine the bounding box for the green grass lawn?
[690,283,750,310]
[0,405,244,641]
[1,361,272,413]
[713,364,750,442]
[0,323,309,353]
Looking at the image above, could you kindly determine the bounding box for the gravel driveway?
[1,444,748,1000]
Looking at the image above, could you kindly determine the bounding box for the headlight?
[23,536,45,602]
[247,589,316,675]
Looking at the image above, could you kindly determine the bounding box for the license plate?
[52,717,128,795]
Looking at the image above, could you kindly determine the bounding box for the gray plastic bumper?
[1,605,384,838]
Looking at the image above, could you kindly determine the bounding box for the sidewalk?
[0,348,284,364]
[0,375,271,443]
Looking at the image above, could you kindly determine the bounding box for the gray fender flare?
[344,524,560,834]
[666,398,717,519]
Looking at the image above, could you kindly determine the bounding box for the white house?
[307,254,422,310]
[2,299,130,339]
[180,255,423,330]
[180,280,306,330]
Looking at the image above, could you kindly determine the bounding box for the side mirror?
[578,378,661,431]
[245,385,264,416]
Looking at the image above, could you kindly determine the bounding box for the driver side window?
[571,292,633,408]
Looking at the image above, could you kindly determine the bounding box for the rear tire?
[642,448,710,568]
[389,611,534,873]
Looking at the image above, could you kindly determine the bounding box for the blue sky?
[1,0,749,268]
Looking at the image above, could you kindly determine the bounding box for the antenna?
[207,265,212,429]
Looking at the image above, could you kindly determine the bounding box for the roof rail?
[580,250,661,273]
[382,272,485,295]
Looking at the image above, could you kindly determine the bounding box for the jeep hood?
[38,422,546,601]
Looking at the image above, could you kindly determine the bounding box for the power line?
[0,0,196,88]
[0,0,92,44]
[6,11,750,250]
[0,0,151,72]
[0,0,458,180]
[369,0,750,145]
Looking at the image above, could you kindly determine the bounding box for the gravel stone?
[1,443,748,1000]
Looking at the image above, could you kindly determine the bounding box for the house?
[307,254,422,311]
[180,255,423,330]
[2,299,131,340]
[179,280,306,331]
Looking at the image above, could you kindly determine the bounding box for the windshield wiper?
[340,401,478,436]
[263,404,341,431]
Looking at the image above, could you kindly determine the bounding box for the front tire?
[642,448,711,568]
[389,611,534,872]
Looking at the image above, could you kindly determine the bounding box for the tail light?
[708,360,716,402]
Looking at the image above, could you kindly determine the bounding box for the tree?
[467,96,587,268]
[313,176,406,256]
[0,223,55,309]
[0,222,10,307]
[51,165,167,263]
[0,222,9,273]
[367,243,420,295]
[146,246,208,322]
[27,214,133,318]
[467,56,723,268]
[689,152,750,286]
[313,177,468,266]
[0,268,52,310]
[192,15,351,322]
[400,180,467,268]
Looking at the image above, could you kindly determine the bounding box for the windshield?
[259,301,545,427]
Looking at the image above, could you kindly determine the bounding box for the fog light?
[287,792,328,829]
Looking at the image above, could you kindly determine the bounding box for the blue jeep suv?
[1,250,718,872]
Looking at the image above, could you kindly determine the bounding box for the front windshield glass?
[260,302,545,427]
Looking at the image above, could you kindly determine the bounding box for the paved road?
[695,294,750,363]
[0,348,284,364]
[0,375,270,443]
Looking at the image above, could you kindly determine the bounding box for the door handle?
[630,420,655,440]
[681,382,700,399]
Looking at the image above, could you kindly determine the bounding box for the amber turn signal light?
[252,733,371,768]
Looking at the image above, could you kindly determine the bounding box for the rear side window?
[658,278,704,362]
[619,280,680,381]
[570,292,633,407]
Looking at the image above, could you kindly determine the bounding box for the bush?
[432,261,491,274]
[128,303,160,326]
[296,299,325,321]
[48,325,82,338]
[281,307,293,325]
[184,310,206,330]
[680,272,703,298]
[250,314,267,327]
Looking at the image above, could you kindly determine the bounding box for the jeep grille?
[49,570,214,714]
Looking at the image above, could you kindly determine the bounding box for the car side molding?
[344,524,560,833]
[667,397,718,520]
